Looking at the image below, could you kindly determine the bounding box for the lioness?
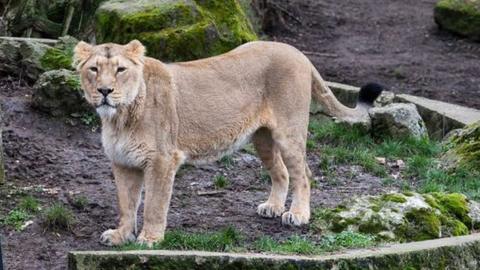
[74,40,379,246]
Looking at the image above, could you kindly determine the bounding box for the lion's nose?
[97,87,114,97]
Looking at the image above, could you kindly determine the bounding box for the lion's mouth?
[97,98,116,108]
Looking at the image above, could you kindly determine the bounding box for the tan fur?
[75,40,370,246]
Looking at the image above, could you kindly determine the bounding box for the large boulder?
[311,192,480,242]
[369,103,428,138]
[434,0,480,40]
[95,0,258,62]
[40,35,78,71]
[31,69,91,117]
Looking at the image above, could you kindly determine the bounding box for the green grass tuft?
[43,203,75,231]
[213,174,230,189]
[19,195,40,213]
[72,196,89,210]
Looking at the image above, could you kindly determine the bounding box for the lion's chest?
[102,131,146,168]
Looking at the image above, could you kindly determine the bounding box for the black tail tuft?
[358,82,384,104]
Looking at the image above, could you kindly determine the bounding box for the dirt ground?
[1,0,480,269]
[268,0,480,109]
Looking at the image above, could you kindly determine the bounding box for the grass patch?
[1,195,41,231]
[19,195,40,213]
[254,231,375,255]
[308,119,479,199]
[43,203,75,231]
[213,174,230,189]
[219,155,235,168]
[119,227,242,252]
[72,196,89,210]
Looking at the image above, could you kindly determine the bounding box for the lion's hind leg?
[276,130,311,226]
[253,127,289,218]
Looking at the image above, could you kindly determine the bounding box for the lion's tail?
[310,64,382,122]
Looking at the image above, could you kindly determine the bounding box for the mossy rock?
[95,0,258,62]
[31,69,91,117]
[311,192,480,243]
[434,0,480,40]
[447,121,480,171]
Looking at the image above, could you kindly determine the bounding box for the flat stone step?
[69,233,480,269]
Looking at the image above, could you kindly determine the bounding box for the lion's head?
[73,40,146,118]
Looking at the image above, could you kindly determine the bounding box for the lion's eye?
[117,67,127,73]
[89,67,98,72]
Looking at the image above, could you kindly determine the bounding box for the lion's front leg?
[137,153,181,247]
[101,165,143,246]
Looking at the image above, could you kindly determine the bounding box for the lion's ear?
[125,40,146,64]
[73,41,93,70]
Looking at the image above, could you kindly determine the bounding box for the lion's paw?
[281,211,309,226]
[137,231,163,248]
[100,229,135,246]
[257,202,285,218]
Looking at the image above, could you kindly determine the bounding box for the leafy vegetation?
[1,195,40,231]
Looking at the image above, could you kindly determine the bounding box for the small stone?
[375,157,386,165]
[396,160,405,169]
[374,91,395,107]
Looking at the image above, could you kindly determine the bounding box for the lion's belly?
[183,126,256,165]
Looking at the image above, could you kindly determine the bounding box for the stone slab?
[0,36,58,45]
[395,94,480,138]
[69,233,480,270]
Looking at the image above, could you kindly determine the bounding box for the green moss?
[382,193,407,203]
[403,191,415,197]
[451,121,480,170]
[434,193,471,225]
[403,209,441,241]
[96,0,257,62]
[358,214,386,234]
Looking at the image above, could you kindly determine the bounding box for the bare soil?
[1,0,479,269]
[268,0,480,109]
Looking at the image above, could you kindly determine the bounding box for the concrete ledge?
[394,94,480,138]
[69,233,480,269]
[0,36,59,45]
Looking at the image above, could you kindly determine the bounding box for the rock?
[441,121,480,171]
[434,0,480,41]
[31,69,91,117]
[19,40,51,81]
[0,38,54,81]
[369,103,428,138]
[0,103,4,184]
[374,91,395,107]
[0,39,22,75]
[311,192,480,242]
[96,0,257,62]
